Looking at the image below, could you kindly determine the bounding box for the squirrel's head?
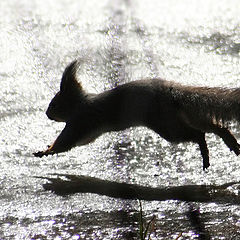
[46,60,85,122]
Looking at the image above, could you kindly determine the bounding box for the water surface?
[0,0,240,239]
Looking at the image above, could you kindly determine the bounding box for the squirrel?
[34,60,240,170]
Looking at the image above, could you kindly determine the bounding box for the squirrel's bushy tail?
[171,84,240,125]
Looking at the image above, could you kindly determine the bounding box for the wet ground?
[0,0,240,239]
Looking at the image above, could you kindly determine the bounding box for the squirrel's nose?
[46,109,53,120]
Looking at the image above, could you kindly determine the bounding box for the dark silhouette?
[38,174,240,205]
[34,60,240,170]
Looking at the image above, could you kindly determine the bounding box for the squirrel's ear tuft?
[60,60,82,93]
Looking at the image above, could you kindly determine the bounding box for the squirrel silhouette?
[34,60,240,170]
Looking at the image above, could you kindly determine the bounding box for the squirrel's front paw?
[33,151,46,157]
[33,150,54,157]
